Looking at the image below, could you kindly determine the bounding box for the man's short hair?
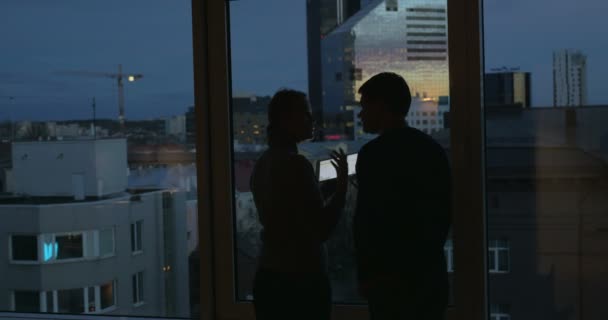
[358,72,412,115]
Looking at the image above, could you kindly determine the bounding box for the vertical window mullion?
[95,285,101,311]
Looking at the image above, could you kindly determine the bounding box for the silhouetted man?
[354,73,451,320]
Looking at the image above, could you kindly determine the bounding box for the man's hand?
[330,148,348,195]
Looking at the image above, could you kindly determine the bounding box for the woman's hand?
[330,148,348,195]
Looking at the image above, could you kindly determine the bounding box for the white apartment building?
[553,49,588,107]
[0,139,190,317]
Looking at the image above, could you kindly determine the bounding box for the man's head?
[357,72,412,134]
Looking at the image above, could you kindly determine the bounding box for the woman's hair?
[267,89,308,146]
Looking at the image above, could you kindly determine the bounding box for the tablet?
[317,153,358,181]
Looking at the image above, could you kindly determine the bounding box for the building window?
[42,291,54,313]
[386,0,398,11]
[56,234,84,260]
[407,40,447,45]
[406,7,446,13]
[490,304,511,320]
[57,288,85,314]
[132,271,145,305]
[100,282,116,310]
[335,72,342,81]
[407,32,447,37]
[131,220,143,253]
[12,291,40,312]
[489,239,510,273]
[444,239,454,273]
[10,235,38,261]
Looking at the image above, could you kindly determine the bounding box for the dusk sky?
[0,0,606,121]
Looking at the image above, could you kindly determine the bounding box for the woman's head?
[267,89,314,145]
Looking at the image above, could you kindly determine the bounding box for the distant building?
[165,115,187,142]
[307,0,362,129]
[485,71,531,108]
[553,49,587,107]
[185,106,196,146]
[0,139,190,317]
[321,0,449,138]
[353,97,449,140]
[232,95,271,145]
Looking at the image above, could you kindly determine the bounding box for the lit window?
[489,239,510,273]
[131,220,143,253]
[132,271,145,305]
[100,282,115,311]
[10,235,38,261]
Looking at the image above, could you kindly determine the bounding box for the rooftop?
[0,188,161,206]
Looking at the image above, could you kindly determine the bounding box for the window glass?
[100,282,114,310]
[13,291,39,313]
[55,234,83,260]
[87,287,95,313]
[1,0,200,317]
[57,288,84,314]
[131,220,143,252]
[484,0,608,318]
[11,235,38,261]
[43,291,54,313]
[138,272,145,303]
[228,0,452,304]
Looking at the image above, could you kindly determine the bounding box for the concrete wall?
[11,139,127,198]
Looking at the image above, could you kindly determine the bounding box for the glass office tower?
[321,0,449,137]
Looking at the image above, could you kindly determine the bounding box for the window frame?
[488,240,510,274]
[132,271,145,306]
[0,0,487,319]
[130,220,143,254]
[198,0,487,319]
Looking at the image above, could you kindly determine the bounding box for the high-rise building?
[306,0,361,134]
[553,49,587,107]
[321,0,449,138]
[485,71,532,108]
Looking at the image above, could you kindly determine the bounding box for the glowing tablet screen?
[318,153,358,181]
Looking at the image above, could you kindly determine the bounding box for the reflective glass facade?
[322,0,449,127]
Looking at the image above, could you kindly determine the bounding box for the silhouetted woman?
[250,89,348,320]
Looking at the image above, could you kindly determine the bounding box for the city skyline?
[1,0,607,122]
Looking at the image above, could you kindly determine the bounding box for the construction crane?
[56,64,143,133]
